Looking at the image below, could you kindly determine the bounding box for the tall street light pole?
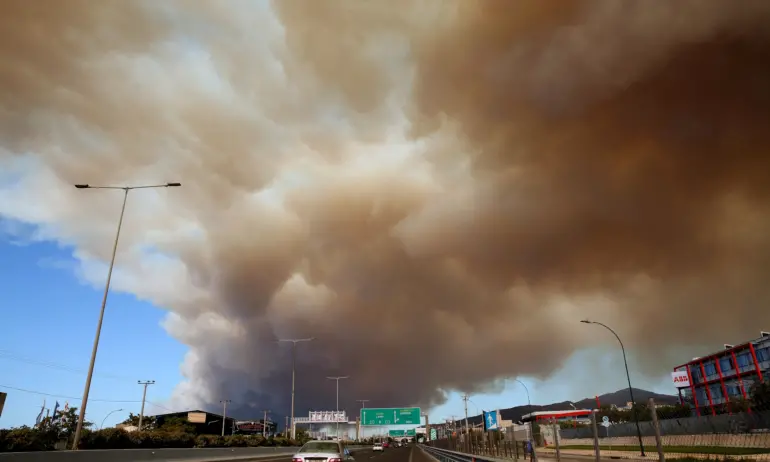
[581,319,645,457]
[71,182,181,450]
[279,337,314,439]
[356,400,369,440]
[512,379,531,406]
[326,376,349,441]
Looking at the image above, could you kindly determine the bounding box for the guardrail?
[421,445,539,462]
[0,446,298,462]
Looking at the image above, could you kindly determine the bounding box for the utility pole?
[220,400,231,437]
[326,376,349,440]
[285,415,289,435]
[279,337,314,440]
[356,400,369,441]
[262,410,271,438]
[462,394,470,435]
[70,182,181,450]
[137,380,155,431]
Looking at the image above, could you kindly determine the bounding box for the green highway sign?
[361,407,421,426]
[389,429,417,437]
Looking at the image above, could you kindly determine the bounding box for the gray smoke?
[1,0,770,418]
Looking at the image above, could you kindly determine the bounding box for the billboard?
[671,371,690,388]
[188,412,207,423]
[303,411,347,423]
[236,421,265,433]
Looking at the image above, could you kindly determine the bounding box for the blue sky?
[0,225,187,429]
[0,217,676,430]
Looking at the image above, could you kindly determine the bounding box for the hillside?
[453,388,679,426]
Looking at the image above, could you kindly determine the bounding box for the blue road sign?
[483,410,499,431]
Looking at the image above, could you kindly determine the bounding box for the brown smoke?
[1,0,770,417]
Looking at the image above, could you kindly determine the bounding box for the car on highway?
[292,440,354,462]
[373,443,384,452]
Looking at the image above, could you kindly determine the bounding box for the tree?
[655,403,692,420]
[120,413,156,430]
[158,416,194,434]
[750,379,770,411]
[40,406,92,437]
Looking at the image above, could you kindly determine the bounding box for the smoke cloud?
[1,0,770,417]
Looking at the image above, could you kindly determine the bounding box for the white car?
[372,443,384,452]
[292,440,354,462]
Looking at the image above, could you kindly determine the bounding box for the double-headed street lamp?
[279,337,314,439]
[581,319,645,457]
[70,182,181,450]
[326,376,349,440]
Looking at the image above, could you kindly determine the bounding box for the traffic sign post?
[389,429,417,437]
[361,407,421,426]
[483,410,499,431]
[430,428,437,440]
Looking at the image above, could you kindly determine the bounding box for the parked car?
[373,443,384,452]
[292,440,354,462]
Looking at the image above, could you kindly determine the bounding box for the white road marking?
[408,447,413,462]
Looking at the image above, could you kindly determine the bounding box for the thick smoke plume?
[1,0,770,418]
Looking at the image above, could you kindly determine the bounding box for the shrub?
[83,427,133,449]
[0,427,293,452]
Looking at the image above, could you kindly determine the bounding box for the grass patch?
[557,445,770,455]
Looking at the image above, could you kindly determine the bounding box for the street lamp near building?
[581,319,645,457]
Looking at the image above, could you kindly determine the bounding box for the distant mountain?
[450,388,679,426]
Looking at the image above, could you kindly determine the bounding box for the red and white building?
[672,331,770,416]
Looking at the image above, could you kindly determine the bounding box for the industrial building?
[152,410,277,436]
[672,331,770,416]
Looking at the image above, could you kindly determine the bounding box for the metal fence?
[426,397,770,461]
[426,424,539,461]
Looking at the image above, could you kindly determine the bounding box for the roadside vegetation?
[0,407,310,452]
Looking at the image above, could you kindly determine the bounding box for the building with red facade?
[672,331,770,416]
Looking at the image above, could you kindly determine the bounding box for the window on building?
[736,353,752,368]
[756,347,770,362]
[726,385,742,397]
[710,385,723,399]
[690,366,702,378]
[720,357,733,371]
[704,362,717,376]
[696,388,709,403]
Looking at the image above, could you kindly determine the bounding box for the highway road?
[210,446,434,462]
[0,445,436,462]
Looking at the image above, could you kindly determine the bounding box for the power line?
[0,349,135,381]
[0,384,139,403]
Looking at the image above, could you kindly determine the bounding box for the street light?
[581,319,645,457]
[71,182,181,450]
[326,376,349,440]
[356,400,369,440]
[511,378,531,406]
[279,337,314,439]
[100,408,124,429]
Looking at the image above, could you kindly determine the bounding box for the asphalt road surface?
[218,446,434,462]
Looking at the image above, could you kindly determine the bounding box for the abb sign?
[671,371,690,388]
